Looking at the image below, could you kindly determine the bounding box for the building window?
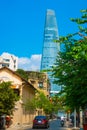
[30,80,36,84]
[14,60,16,63]
[38,82,43,88]
[3,58,10,62]
[13,89,20,96]
[2,64,9,67]
[14,65,16,68]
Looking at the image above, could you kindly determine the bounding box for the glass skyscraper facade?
[41,9,61,95]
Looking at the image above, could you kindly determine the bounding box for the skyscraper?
[41,9,61,95]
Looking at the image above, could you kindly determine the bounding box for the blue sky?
[0,0,87,70]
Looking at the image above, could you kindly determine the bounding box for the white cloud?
[18,54,42,71]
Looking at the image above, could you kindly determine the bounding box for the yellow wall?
[0,68,36,126]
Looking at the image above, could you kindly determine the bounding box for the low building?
[27,71,51,116]
[27,71,50,97]
[0,67,36,126]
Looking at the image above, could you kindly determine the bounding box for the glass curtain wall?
[41,9,61,95]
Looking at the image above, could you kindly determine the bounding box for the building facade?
[41,9,61,95]
[0,67,50,126]
[27,71,50,97]
[0,67,36,126]
[0,53,18,71]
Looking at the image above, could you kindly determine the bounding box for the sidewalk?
[65,120,80,130]
[7,123,32,130]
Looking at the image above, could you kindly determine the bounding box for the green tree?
[0,82,19,116]
[25,91,55,115]
[52,9,87,110]
[16,69,28,80]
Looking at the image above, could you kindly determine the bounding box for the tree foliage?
[16,69,28,80]
[52,9,87,110]
[25,91,58,115]
[0,82,19,116]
